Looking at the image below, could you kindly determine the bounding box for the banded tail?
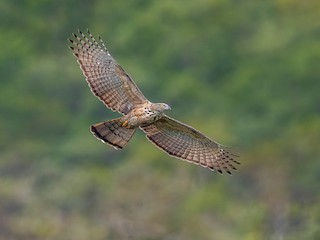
[90,118,136,149]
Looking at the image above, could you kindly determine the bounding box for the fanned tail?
[90,118,136,149]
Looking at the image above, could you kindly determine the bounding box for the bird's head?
[151,103,171,113]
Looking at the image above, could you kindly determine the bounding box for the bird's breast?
[125,107,162,127]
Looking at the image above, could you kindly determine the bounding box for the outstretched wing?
[141,115,240,174]
[69,30,148,115]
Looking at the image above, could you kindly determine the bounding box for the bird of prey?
[69,29,239,174]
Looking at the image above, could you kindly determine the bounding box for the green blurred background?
[1,0,319,239]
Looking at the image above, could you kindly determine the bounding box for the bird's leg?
[122,120,129,127]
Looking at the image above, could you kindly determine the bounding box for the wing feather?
[69,29,147,115]
[141,115,239,174]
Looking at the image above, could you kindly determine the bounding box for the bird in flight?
[69,29,239,174]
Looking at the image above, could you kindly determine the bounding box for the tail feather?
[90,118,136,149]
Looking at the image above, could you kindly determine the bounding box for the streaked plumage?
[69,29,239,174]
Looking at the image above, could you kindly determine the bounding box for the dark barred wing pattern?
[141,116,240,174]
[69,30,147,115]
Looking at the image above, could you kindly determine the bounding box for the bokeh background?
[1,0,319,239]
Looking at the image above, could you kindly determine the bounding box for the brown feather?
[141,115,239,174]
[69,30,147,115]
[91,118,136,149]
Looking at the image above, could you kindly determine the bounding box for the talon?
[122,120,128,127]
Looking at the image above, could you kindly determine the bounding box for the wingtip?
[230,165,237,170]
[234,160,241,165]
